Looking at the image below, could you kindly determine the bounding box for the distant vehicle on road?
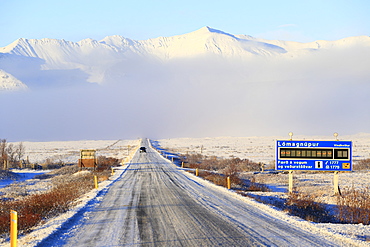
[140,147,146,153]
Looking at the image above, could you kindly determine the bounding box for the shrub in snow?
[337,186,370,224]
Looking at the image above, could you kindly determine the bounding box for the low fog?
[1,45,370,141]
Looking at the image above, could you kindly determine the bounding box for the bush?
[0,172,95,238]
[181,154,260,172]
[246,177,271,192]
[182,153,267,190]
[96,156,120,171]
[354,159,370,171]
[337,186,370,224]
[203,172,227,187]
[285,191,331,222]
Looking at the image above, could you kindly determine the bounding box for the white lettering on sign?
[334,144,350,147]
[277,141,319,147]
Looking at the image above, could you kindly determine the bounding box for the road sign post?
[334,171,340,195]
[276,139,352,194]
[288,171,294,193]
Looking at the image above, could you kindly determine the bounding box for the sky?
[1,0,369,47]
[0,0,369,142]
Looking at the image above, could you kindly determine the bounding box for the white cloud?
[277,24,298,28]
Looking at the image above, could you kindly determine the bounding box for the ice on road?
[37,140,345,246]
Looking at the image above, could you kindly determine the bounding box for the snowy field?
[20,139,141,164]
[158,133,370,245]
[158,133,370,164]
[1,135,370,245]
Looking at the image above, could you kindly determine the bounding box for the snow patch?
[0,69,27,91]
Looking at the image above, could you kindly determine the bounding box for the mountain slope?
[0,69,27,91]
[0,26,369,88]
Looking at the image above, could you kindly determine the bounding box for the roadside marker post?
[10,210,17,247]
[195,168,199,176]
[227,177,231,190]
[94,175,98,189]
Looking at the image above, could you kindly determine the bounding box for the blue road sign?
[276,140,352,171]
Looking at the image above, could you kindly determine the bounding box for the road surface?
[38,140,344,246]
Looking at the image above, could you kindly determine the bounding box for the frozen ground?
[0,169,48,189]
[158,133,370,164]
[1,135,370,245]
[21,139,141,164]
[158,133,370,245]
[0,139,140,190]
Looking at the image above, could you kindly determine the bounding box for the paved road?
[39,140,344,246]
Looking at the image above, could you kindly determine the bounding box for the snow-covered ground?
[0,169,48,189]
[158,133,370,245]
[20,139,141,164]
[0,139,140,190]
[158,133,370,165]
[1,135,370,245]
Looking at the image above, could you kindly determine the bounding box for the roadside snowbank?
[158,135,370,245]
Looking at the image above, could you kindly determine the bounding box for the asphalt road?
[39,140,344,247]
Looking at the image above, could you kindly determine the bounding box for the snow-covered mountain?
[0,69,27,91]
[1,26,369,90]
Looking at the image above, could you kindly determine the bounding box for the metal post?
[10,210,17,247]
[334,171,340,195]
[195,168,199,176]
[181,162,184,168]
[289,171,294,193]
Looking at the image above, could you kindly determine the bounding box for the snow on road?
[1,137,369,246]
[10,140,365,246]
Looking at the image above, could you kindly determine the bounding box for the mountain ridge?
[0,27,369,90]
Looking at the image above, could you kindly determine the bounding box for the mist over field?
[1,28,370,141]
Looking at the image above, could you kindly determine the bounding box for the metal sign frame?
[276,140,352,171]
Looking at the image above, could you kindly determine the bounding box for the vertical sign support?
[288,171,294,193]
[333,171,340,195]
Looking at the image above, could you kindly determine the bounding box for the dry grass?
[285,191,332,222]
[0,165,112,239]
[354,158,370,170]
[181,153,269,192]
[182,153,260,172]
[337,186,370,224]
[0,172,95,237]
